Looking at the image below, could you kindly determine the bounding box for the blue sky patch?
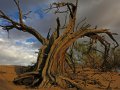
[9,12,19,22]
[26,37,38,43]
[0,19,12,26]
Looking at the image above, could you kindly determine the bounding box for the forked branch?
[14,0,24,26]
[0,0,47,45]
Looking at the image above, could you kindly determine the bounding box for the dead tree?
[0,0,118,89]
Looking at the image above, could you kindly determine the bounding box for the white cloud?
[0,34,38,65]
[0,38,4,42]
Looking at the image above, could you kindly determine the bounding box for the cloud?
[0,0,120,65]
[76,0,120,43]
[0,28,39,65]
[0,34,38,66]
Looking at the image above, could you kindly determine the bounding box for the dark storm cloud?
[0,0,46,11]
[76,0,120,43]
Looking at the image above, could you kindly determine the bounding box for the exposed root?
[13,75,34,86]
[39,77,50,88]
[17,71,39,78]
[13,71,40,87]
[58,75,90,90]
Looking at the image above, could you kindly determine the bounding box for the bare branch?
[56,17,60,38]
[23,11,32,19]
[0,10,47,45]
[66,4,73,18]
[23,11,32,16]
[47,28,51,40]
[0,1,48,45]
[19,25,48,45]
[76,17,87,31]
[13,0,24,26]
[0,10,19,25]
[0,25,14,30]
[106,32,119,49]
[45,2,77,18]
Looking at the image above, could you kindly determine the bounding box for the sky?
[0,0,120,65]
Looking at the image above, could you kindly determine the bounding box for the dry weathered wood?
[0,0,119,89]
[58,75,91,90]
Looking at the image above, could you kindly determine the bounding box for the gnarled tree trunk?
[0,0,118,89]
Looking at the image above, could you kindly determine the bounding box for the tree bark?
[0,0,118,89]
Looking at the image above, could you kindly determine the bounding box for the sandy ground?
[0,65,63,90]
[0,65,120,90]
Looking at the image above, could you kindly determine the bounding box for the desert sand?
[0,65,120,90]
